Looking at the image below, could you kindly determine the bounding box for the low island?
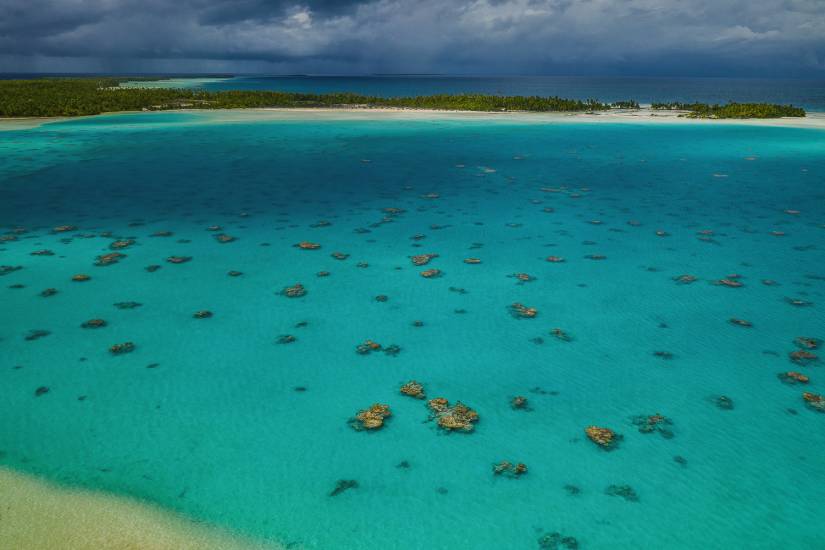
[0,78,808,119]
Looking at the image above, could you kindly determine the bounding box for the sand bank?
[2,107,824,130]
[0,468,278,550]
[206,106,825,129]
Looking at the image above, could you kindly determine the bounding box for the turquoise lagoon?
[1,111,824,549]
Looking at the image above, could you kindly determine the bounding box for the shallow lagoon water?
[1,111,825,549]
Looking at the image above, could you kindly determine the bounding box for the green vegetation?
[610,100,640,109]
[0,78,806,119]
[651,101,805,118]
[0,78,610,117]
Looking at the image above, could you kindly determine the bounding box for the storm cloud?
[1,0,824,76]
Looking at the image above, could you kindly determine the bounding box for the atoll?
[81,319,107,329]
[71,274,91,282]
[295,241,321,250]
[420,268,442,278]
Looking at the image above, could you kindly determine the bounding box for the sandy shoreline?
[0,467,278,549]
[2,107,824,130]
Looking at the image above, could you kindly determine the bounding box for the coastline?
[2,107,824,130]
[0,467,279,550]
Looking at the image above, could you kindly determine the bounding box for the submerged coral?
[95,252,126,266]
[411,253,438,266]
[510,303,538,318]
[428,398,479,432]
[329,479,358,497]
[0,265,23,276]
[537,532,579,549]
[281,283,306,298]
[790,350,819,365]
[779,371,809,385]
[400,381,425,399]
[492,461,528,477]
[109,342,136,355]
[802,392,825,412]
[605,484,639,502]
[585,426,618,449]
[631,413,674,438]
[350,403,392,431]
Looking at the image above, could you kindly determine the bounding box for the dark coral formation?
[585,426,619,449]
[631,413,674,439]
[350,404,392,430]
[329,479,358,497]
[281,283,306,298]
[605,484,639,502]
[428,398,479,432]
[109,342,136,355]
[509,303,538,319]
[492,461,528,477]
[537,531,579,549]
[400,380,425,399]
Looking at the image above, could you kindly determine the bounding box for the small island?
[0,78,807,119]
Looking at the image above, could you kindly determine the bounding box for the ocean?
[1,109,824,549]
[121,75,825,111]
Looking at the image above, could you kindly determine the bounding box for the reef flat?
[1,112,824,549]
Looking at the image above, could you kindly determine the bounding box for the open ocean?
[133,75,825,111]
[1,103,825,548]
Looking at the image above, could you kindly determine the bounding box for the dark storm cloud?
[1,0,824,76]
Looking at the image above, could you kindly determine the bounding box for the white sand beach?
[2,107,825,130]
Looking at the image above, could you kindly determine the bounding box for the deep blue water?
[1,111,824,549]
[188,75,825,110]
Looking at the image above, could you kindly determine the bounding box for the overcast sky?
[2,0,824,76]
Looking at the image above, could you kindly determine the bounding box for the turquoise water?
[1,112,825,549]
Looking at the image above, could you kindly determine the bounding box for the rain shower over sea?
[1,103,824,549]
